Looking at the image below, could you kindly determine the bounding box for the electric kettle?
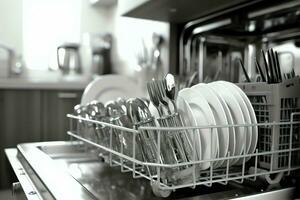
[57,43,82,74]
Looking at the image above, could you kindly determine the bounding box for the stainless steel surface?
[192,18,231,35]
[127,98,153,124]
[17,142,95,200]
[179,1,300,85]
[6,140,298,199]
[164,73,177,112]
[178,0,262,82]
[5,149,43,200]
[248,1,300,19]
[126,98,161,165]
[12,182,27,200]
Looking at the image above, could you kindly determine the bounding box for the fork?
[155,80,189,164]
[147,81,164,116]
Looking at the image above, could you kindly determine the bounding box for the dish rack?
[237,77,300,170]
[67,112,300,197]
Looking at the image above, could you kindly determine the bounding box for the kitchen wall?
[0,0,170,82]
[0,0,23,55]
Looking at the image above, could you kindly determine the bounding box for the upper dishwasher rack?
[67,113,300,197]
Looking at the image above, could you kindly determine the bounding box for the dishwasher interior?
[5,1,300,199]
[179,0,300,87]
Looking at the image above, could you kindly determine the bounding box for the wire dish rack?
[66,113,300,197]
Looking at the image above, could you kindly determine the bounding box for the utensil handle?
[158,117,186,164]
[267,49,276,83]
[239,59,251,82]
[270,49,279,83]
[136,120,163,165]
[274,51,282,82]
[255,59,266,82]
[174,113,195,161]
[261,49,271,83]
[157,118,179,165]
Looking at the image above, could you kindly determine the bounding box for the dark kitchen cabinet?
[0,90,42,188]
[0,89,82,189]
[122,0,255,23]
[41,90,82,141]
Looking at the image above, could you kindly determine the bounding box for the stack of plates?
[176,81,258,169]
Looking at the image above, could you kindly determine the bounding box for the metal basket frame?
[67,113,300,193]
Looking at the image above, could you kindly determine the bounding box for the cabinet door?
[41,90,82,141]
[0,90,41,188]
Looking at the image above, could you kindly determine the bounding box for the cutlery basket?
[237,77,300,170]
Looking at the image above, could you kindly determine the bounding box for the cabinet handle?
[58,92,78,99]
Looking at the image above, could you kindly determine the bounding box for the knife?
[274,51,282,82]
[261,49,271,83]
[270,49,279,83]
[239,58,251,82]
[267,49,276,83]
[255,58,266,82]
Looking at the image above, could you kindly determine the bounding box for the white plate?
[214,81,252,159]
[192,84,230,168]
[206,84,236,166]
[81,75,143,105]
[177,96,201,161]
[219,81,258,155]
[209,82,246,165]
[178,88,219,170]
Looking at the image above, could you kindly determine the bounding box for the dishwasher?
[5,1,300,199]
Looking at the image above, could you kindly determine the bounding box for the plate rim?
[191,83,230,168]
[178,88,219,170]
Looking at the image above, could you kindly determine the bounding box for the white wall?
[0,0,170,81]
[23,0,82,70]
[0,0,23,54]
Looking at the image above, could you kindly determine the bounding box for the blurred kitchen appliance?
[0,43,23,77]
[0,43,12,78]
[90,33,112,75]
[57,43,82,75]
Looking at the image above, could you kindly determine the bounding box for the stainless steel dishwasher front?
[5,141,297,200]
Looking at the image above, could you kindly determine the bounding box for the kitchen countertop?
[0,77,92,90]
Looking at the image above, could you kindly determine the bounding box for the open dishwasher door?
[5,141,297,200]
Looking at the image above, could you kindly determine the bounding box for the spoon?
[164,73,178,112]
[126,98,153,125]
[115,98,128,115]
[105,101,125,118]
[126,98,162,165]
[89,101,106,118]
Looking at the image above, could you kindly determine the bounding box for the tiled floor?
[0,189,12,200]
